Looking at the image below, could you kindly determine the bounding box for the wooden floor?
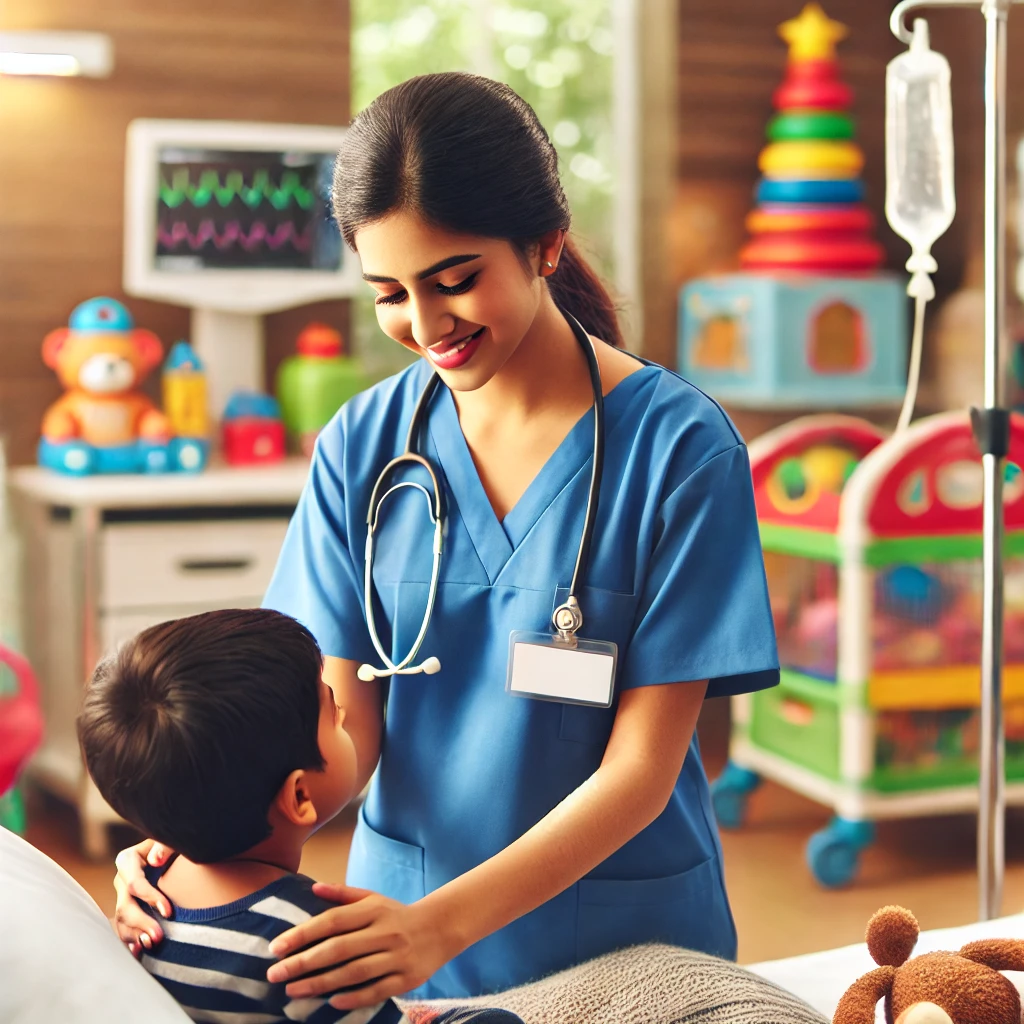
[19,700,1024,966]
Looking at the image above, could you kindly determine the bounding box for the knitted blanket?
[400,944,829,1024]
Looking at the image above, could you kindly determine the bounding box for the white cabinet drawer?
[100,520,289,610]
[101,600,265,656]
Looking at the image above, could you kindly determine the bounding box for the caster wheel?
[806,818,875,888]
[710,762,761,829]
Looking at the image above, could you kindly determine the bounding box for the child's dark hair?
[77,609,325,864]
[333,71,623,349]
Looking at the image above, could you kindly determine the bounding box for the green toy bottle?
[276,323,371,457]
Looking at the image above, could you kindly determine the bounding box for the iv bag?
[885,18,955,259]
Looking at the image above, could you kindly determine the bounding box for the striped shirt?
[138,864,407,1024]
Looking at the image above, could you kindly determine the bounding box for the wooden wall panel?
[673,2,990,288]
[671,0,1012,440]
[0,1,350,464]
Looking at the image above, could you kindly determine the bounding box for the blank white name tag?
[506,631,618,708]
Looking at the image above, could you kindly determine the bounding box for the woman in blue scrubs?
[114,72,779,1009]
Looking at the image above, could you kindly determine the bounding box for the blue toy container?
[679,273,909,408]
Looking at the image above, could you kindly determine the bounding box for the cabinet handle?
[177,557,254,573]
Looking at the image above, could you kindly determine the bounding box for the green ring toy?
[768,111,854,142]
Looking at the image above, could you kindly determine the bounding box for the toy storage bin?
[713,411,1024,888]
[766,551,840,681]
[677,273,909,409]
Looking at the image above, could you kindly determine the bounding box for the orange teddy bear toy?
[38,297,207,475]
[834,905,1024,1024]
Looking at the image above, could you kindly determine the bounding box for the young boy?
[77,608,521,1024]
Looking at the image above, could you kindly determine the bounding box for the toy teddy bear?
[833,905,1024,1024]
[38,297,206,475]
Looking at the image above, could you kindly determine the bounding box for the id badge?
[506,630,618,708]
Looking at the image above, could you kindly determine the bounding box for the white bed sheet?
[747,913,1024,1021]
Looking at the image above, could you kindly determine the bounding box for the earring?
[543,260,556,275]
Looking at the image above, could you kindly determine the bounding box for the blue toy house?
[678,273,909,408]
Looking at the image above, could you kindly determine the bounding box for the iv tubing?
[896,292,928,433]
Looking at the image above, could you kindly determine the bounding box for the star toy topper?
[779,3,848,63]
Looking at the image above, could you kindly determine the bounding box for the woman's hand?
[112,838,174,957]
[266,884,460,1010]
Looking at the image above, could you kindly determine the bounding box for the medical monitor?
[123,119,358,415]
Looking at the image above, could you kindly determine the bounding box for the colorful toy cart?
[712,411,1024,887]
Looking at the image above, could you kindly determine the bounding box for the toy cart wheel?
[806,817,875,888]
[710,761,761,829]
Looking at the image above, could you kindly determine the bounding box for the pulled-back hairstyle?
[333,71,623,348]
[77,609,325,864]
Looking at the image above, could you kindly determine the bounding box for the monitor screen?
[154,147,342,272]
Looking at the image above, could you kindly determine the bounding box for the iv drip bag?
[885,18,955,264]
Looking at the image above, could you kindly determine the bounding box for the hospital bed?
[3,820,1022,1024]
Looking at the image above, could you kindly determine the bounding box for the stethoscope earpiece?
[420,656,441,675]
[356,663,378,682]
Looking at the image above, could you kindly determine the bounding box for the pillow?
[0,826,189,1024]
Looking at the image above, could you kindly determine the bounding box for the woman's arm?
[423,678,708,950]
[267,678,708,1005]
[322,656,383,793]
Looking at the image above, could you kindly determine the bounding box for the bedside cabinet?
[9,461,309,859]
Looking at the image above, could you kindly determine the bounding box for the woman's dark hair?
[77,609,325,864]
[333,71,623,348]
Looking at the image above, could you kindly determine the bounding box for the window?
[350,1,616,371]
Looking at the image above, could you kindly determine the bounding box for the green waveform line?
[160,168,314,211]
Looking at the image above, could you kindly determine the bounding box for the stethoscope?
[356,308,605,682]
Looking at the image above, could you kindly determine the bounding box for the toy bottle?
[276,323,371,457]
[163,341,209,439]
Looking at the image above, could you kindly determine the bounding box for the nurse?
[112,72,779,1007]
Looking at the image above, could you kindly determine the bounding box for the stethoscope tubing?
[360,308,604,679]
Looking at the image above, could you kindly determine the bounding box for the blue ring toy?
[756,178,865,205]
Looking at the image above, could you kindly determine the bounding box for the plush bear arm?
[833,966,896,1024]
[958,939,1024,972]
[137,405,172,441]
[41,400,79,442]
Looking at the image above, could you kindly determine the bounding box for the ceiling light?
[0,31,113,78]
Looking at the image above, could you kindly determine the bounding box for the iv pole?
[890,0,1014,922]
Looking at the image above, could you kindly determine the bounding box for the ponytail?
[333,72,623,349]
[547,237,623,349]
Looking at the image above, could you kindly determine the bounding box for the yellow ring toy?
[758,141,864,179]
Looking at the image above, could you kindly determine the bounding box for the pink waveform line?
[157,219,312,253]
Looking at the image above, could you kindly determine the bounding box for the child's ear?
[273,770,319,828]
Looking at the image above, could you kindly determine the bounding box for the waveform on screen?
[157,219,313,253]
[159,168,315,211]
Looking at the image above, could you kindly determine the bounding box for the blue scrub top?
[263,358,779,999]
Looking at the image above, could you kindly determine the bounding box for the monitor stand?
[190,308,265,420]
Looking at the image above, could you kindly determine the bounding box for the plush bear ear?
[833,966,896,1024]
[41,328,71,369]
[958,939,1024,972]
[130,329,164,372]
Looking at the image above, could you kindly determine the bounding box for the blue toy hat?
[223,391,281,421]
[165,340,204,372]
[68,297,133,333]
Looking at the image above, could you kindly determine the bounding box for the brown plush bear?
[833,905,1024,1024]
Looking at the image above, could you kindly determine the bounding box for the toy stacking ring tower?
[679,3,909,410]
[742,3,885,274]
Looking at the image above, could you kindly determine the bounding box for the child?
[77,608,522,1024]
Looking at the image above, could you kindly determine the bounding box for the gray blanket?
[403,943,829,1024]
